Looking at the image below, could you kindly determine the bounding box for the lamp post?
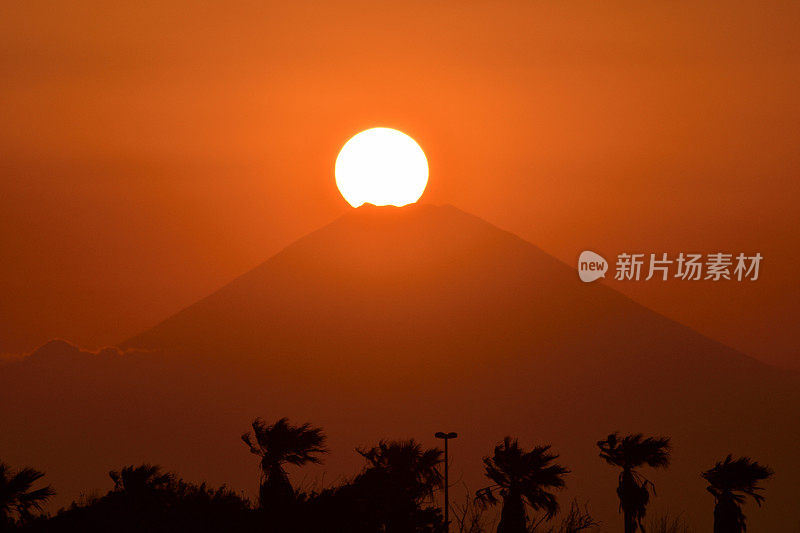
[435,431,458,532]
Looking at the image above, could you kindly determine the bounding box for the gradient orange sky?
[1,1,798,369]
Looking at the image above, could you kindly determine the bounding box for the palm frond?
[480,436,568,520]
[597,432,671,469]
[702,455,773,506]
[0,462,53,523]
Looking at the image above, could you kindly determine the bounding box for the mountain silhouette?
[1,204,797,530]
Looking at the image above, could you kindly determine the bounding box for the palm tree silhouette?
[355,439,443,533]
[597,432,671,533]
[475,437,569,533]
[241,417,327,508]
[702,455,773,533]
[107,464,175,520]
[109,464,173,495]
[357,439,443,498]
[0,461,54,530]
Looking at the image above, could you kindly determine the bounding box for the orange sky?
[1,1,799,369]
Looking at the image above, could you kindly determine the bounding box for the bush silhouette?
[20,464,253,533]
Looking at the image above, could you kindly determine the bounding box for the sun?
[335,128,429,208]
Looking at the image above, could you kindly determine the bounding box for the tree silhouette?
[355,439,444,533]
[241,417,327,509]
[475,437,569,533]
[702,455,773,533]
[0,461,53,530]
[109,464,173,494]
[108,464,174,514]
[597,432,671,533]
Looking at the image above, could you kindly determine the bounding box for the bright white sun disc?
[335,128,428,208]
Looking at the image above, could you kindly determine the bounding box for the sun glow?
[335,128,429,208]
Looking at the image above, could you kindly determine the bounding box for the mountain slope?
[2,204,797,530]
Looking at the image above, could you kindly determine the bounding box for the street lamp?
[435,431,458,532]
